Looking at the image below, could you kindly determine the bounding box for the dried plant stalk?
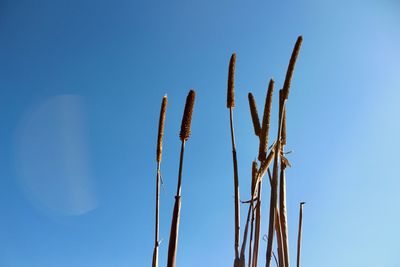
[267,168,285,267]
[239,161,258,267]
[297,202,305,267]
[251,178,262,267]
[239,202,252,266]
[275,208,286,267]
[282,36,303,101]
[266,97,287,267]
[248,93,261,136]
[279,90,290,267]
[227,53,236,108]
[227,53,241,264]
[153,96,168,267]
[167,90,196,267]
[265,153,279,267]
[258,79,274,161]
[248,161,258,267]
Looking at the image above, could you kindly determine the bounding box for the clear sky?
[1,0,400,266]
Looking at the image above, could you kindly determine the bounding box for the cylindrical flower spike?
[179,90,196,141]
[282,36,303,100]
[227,53,236,108]
[248,93,261,136]
[258,79,274,161]
[156,95,168,163]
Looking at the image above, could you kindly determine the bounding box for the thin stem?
[153,95,167,267]
[296,202,305,267]
[248,203,255,267]
[266,98,286,267]
[167,141,186,267]
[265,152,279,267]
[252,180,262,267]
[240,203,253,261]
[278,90,290,267]
[230,107,241,260]
[279,164,290,267]
[176,141,185,196]
[152,163,161,267]
[267,169,285,267]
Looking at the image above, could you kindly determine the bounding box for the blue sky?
[1,0,400,266]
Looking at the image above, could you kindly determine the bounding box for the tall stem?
[266,99,286,267]
[152,162,161,267]
[296,202,305,267]
[248,202,255,267]
[252,180,262,267]
[167,141,186,267]
[230,107,241,260]
[279,91,290,267]
[267,168,285,267]
[153,95,167,267]
[265,151,279,267]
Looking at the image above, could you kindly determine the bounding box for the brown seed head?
[227,53,236,108]
[258,79,274,161]
[180,90,196,141]
[282,36,303,100]
[248,92,261,136]
[156,95,168,162]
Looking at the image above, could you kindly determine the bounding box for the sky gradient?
[1,0,400,266]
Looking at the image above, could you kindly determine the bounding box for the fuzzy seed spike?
[179,90,196,141]
[227,53,236,108]
[282,36,303,100]
[156,95,168,163]
[248,92,261,136]
[258,79,274,161]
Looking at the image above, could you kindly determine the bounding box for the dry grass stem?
[240,203,252,263]
[275,208,286,267]
[152,95,168,267]
[266,88,288,267]
[251,179,262,267]
[265,150,279,267]
[266,168,285,267]
[226,53,241,263]
[248,161,258,267]
[167,90,196,267]
[297,202,305,267]
[278,90,290,267]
